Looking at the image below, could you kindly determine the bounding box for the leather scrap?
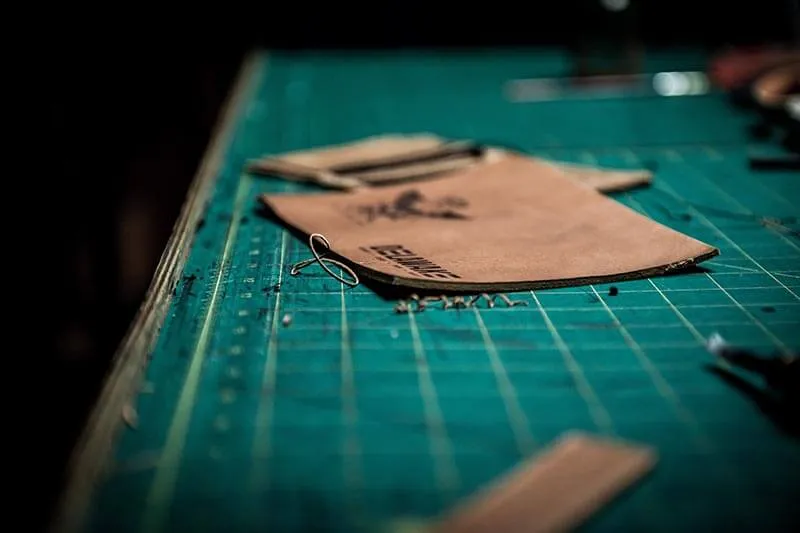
[246,134,652,193]
[432,432,657,533]
[246,134,501,190]
[259,155,718,292]
[544,160,652,192]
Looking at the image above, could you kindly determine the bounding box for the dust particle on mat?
[122,403,139,429]
[761,306,776,313]
[608,286,619,296]
[282,314,292,327]
[706,332,727,355]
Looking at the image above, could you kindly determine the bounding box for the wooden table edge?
[48,49,267,533]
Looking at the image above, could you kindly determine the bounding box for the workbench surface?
[59,49,800,533]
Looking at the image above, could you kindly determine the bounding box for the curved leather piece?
[260,155,717,292]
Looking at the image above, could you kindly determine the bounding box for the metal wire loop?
[393,292,526,313]
[289,233,360,287]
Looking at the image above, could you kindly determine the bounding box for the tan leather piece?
[247,134,489,189]
[247,134,650,193]
[432,432,657,533]
[542,160,652,192]
[260,155,717,292]
[337,149,501,186]
[266,134,445,168]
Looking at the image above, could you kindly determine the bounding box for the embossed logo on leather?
[345,189,470,225]
[360,244,461,280]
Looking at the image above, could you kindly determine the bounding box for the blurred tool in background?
[711,46,800,167]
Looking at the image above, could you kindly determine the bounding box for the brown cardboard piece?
[247,134,651,193]
[259,156,717,292]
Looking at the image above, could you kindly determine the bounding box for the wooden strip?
[47,50,266,533]
[433,432,657,533]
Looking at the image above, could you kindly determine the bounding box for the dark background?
[38,2,798,530]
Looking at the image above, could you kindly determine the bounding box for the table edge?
[48,49,267,533]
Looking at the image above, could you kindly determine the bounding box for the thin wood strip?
[433,432,657,533]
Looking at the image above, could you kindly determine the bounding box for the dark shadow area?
[706,364,800,438]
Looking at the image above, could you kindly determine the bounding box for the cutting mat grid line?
[84,51,800,533]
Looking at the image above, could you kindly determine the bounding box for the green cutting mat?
[77,49,799,533]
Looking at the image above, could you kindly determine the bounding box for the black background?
[36,2,798,530]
